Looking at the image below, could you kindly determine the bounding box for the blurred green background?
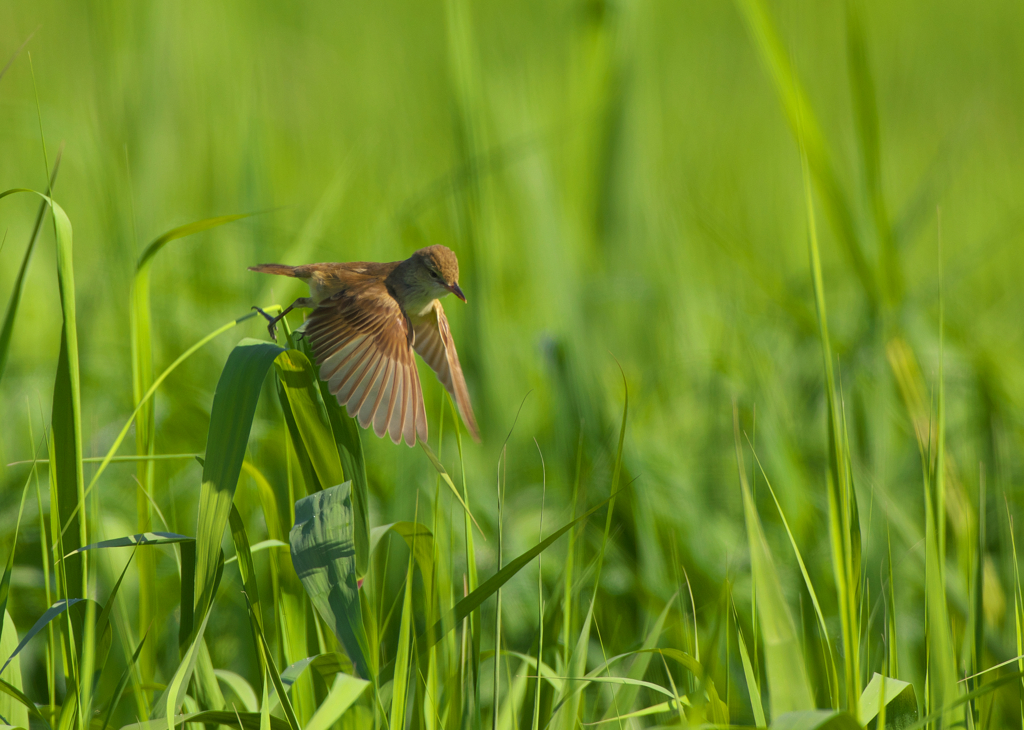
[2,0,1024,725]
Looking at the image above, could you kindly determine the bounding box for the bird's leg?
[252,298,313,341]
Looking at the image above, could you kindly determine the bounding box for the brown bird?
[249,245,479,447]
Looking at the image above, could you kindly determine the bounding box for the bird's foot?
[251,306,280,341]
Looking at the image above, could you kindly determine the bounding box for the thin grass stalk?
[531,439,545,730]
[562,428,583,676]
[492,445,506,730]
[450,396,480,724]
[799,119,861,714]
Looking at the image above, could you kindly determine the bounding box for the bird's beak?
[449,282,467,302]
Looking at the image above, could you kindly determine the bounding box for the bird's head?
[409,245,466,302]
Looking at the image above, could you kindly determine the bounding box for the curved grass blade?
[212,671,257,713]
[0,612,29,730]
[242,593,300,730]
[0,676,48,730]
[390,549,415,728]
[120,710,290,730]
[370,522,435,603]
[223,540,288,566]
[858,673,917,729]
[423,486,625,650]
[598,597,671,722]
[0,479,32,648]
[419,442,482,536]
[735,608,766,728]
[192,339,283,638]
[0,600,84,676]
[0,29,36,85]
[64,533,192,558]
[152,607,211,728]
[130,213,247,684]
[229,506,261,627]
[747,445,838,708]
[304,674,369,730]
[0,151,61,386]
[99,631,148,730]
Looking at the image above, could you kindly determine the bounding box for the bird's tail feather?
[248,264,298,277]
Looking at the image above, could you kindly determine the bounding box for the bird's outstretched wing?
[411,300,480,441]
[304,282,427,447]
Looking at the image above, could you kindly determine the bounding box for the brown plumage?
[249,245,479,447]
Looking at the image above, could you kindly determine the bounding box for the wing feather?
[304,280,423,446]
[411,300,479,441]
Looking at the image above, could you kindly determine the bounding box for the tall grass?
[2,0,1024,728]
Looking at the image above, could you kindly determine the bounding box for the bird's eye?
[430,270,440,279]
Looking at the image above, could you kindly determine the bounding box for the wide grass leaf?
[289,482,368,678]
[858,673,917,730]
[0,612,27,730]
[303,673,369,730]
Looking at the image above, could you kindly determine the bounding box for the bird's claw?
[251,306,280,342]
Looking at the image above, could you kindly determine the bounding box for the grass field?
[2,0,1024,727]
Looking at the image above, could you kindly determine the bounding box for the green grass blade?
[53,310,276,552]
[154,607,212,726]
[1,600,85,676]
[769,710,860,730]
[371,522,436,607]
[120,710,291,730]
[99,631,148,730]
[129,213,246,687]
[858,673,917,728]
[0,613,29,730]
[63,533,192,558]
[274,350,345,489]
[0,675,48,730]
[0,479,31,648]
[734,0,877,307]
[550,598,593,730]
[798,118,862,712]
[734,409,815,717]
[422,487,625,650]
[736,608,767,728]
[304,674,370,730]
[192,339,283,638]
[0,153,61,386]
[748,447,838,708]
[420,441,483,536]
[213,670,257,712]
[390,545,416,727]
[242,593,301,730]
[598,597,672,721]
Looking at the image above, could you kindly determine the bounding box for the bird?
[249,244,479,447]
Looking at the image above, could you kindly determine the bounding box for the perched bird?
[249,245,479,447]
